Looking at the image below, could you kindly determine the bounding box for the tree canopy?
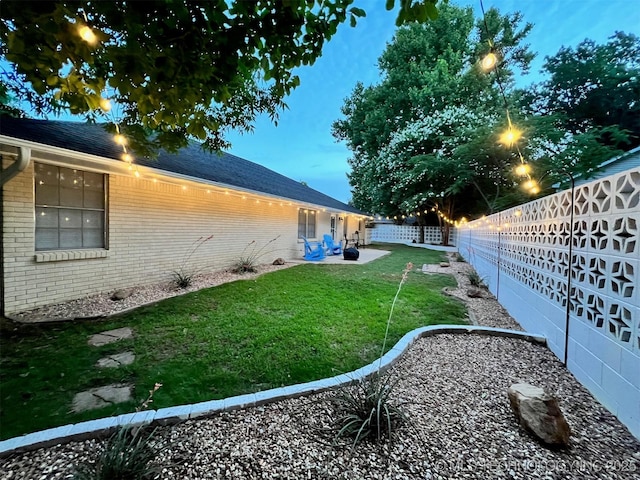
[525,32,640,150]
[333,3,534,221]
[0,0,441,155]
[334,4,639,224]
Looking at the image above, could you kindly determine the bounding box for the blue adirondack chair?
[323,234,342,255]
[302,236,325,261]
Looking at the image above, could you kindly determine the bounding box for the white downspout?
[0,146,32,186]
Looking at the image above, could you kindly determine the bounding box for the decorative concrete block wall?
[369,224,445,244]
[457,167,640,439]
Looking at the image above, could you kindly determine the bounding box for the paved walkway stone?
[71,384,133,413]
[88,327,133,346]
[96,351,136,368]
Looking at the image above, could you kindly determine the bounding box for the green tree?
[1,0,440,155]
[334,3,533,219]
[527,32,640,150]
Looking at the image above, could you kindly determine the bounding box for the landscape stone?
[467,287,485,298]
[71,384,133,413]
[273,257,285,265]
[507,383,571,447]
[440,262,450,267]
[96,351,136,368]
[111,289,133,301]
[88,327,134,346]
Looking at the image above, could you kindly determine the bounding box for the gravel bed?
[2,335,638,479]
[10,263,297,323]
[2,255,639,479]
[422,253,523,331]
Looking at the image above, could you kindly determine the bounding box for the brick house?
[0,116,368,316]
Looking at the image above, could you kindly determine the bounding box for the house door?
[330,216,337,239]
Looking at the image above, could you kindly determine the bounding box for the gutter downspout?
[1,146,31,186]
[1,146,32,317]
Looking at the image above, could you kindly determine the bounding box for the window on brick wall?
[297,208,316,239]
[34,163,107,250]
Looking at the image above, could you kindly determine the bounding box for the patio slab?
[301,248,391,265]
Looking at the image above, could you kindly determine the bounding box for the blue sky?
[226,0,640,203]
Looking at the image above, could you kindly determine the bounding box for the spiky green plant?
[73,427,158,480]
[329,372,408,448]
[232,236,280,273]
[467,270,488,289]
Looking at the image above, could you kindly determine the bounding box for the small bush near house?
[454,252,466,262]
[232,236,280,273]
[73,426,159,480]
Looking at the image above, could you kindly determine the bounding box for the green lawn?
[0,244,467,440]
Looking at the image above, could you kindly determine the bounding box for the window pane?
[82,229,104,248]
[35,228,59,250]
[297,209,306,238]
[35,207,58,228]
[83,172,104,208]
[35,164,59,206]
[83,210,104,230]
[60,229,83,249]
[59,168,83,207]
[59,209,82,229]
[307,210,316,238]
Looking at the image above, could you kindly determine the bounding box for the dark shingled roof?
[0,116,364,214]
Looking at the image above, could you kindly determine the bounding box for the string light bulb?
[99,98,112,112]
[481,51,497,71]
[522,179,537,191]
[113,134,127,146]
[514,163,531,176]
[78,25,98,45]
[499,126,522,147]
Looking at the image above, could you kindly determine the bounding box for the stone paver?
[96,351,136,368]
[87,327,133,346]
[71,384,133,413]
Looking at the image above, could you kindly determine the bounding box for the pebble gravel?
[2,255,639,479]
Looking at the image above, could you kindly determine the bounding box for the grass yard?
[0,244,467,440]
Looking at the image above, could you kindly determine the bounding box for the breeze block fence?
[457,167,640,439]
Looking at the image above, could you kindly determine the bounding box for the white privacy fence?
[368,224,447,244]
[457,167,640,439]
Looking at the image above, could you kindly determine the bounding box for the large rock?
[508,383,571,447]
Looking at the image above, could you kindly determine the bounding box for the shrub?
[172,235,214,288]
[454,252,466,262]
[73,427,158,480]
[468,270,487,289]
[329,372,408,448]
[232,236,280,274]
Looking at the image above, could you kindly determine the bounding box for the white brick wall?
[2,155,355,314]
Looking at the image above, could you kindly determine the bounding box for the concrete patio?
[300,247,391,265]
